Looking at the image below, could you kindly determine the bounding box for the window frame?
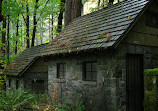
[146,10,158,28]
[9,79,11,88]
[83,61,97,81]
[57,63,66,79]
[16,80,19,89]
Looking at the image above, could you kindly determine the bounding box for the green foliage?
[0,89,35,110]
[53,94,86,111]
[144,68,158,76]
[144,70,157,111]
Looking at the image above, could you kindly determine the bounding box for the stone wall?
[6,57,48,92]
[6,76,24,90]
[48,43,158,111]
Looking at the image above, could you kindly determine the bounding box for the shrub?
[0,89,35,110]
[52,93,86,111]
[144,69,157,111]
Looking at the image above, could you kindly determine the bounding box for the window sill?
[82,80,97,86]
[53,78,66,83]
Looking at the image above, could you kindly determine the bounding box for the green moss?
[144,68,158,76]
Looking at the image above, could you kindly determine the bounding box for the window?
[146,11,158,28]
[16,80,19,89]
[83,62,97,81]
[32,80,45,93]
[57,63,66,78]
[9,79,11,88]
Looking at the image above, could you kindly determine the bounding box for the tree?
[15,15,19,54]
[1,18,6,54]
[31,0,39,47]
[64,0,82,27]
[0,0,3,22]
[6,15,10,64]
[57,0,65,33]
[108,0,114,5]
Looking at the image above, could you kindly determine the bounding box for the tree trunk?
[1,17,6,54]
[64,0,82,27]
[6,15,10,64]
[40,18,43,44]
[57,0,65,33]
[15,15,19,54]
[64,0,72,27]
[51,14,53,39]
[71,0,82,21]
[98,0,100,7]
[102,0,105,7]
[31,0,39,47]
[26,2,30,48]
[0,0,3,22]
[108,0,114,5]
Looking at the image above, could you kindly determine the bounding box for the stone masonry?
[48,43,158,111]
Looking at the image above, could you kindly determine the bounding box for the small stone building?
[4,0,158,110]
[4,44,48,93]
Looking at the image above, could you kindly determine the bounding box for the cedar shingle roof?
[4,0,150,76]
[40,0,149,56]
[4,44,47,76]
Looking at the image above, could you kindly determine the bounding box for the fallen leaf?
[68,50,71,53]
[127,16,131,19]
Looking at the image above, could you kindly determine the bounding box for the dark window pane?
[92,63,97,71]
[9,79,11,88]
[57,63,65,78]
[60,64,64,71]
[84,62,97,81]
[86,72,91,80]
[16,80,19,89]
[86,63,91,71]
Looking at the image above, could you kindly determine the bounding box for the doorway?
[126,54,144,111]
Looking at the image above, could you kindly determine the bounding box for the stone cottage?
[4,0,158,110]
[4,44,48,93]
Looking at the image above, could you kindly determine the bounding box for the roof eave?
[18,57,38,77]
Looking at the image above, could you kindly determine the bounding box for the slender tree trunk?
[102,0,105,7]
[21,21,24,50]
[40,18,43,44]
[48,15,51,40]
[15,15,19,54]
[98,0,100,7]
[31,0,39,47]
[1,17,6,54]
[6,15,10,64]
[0,0,3,22]
[51,14,53,39]
[57,0,65,33]
[64,0,72,27]
[26,2,30,48]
